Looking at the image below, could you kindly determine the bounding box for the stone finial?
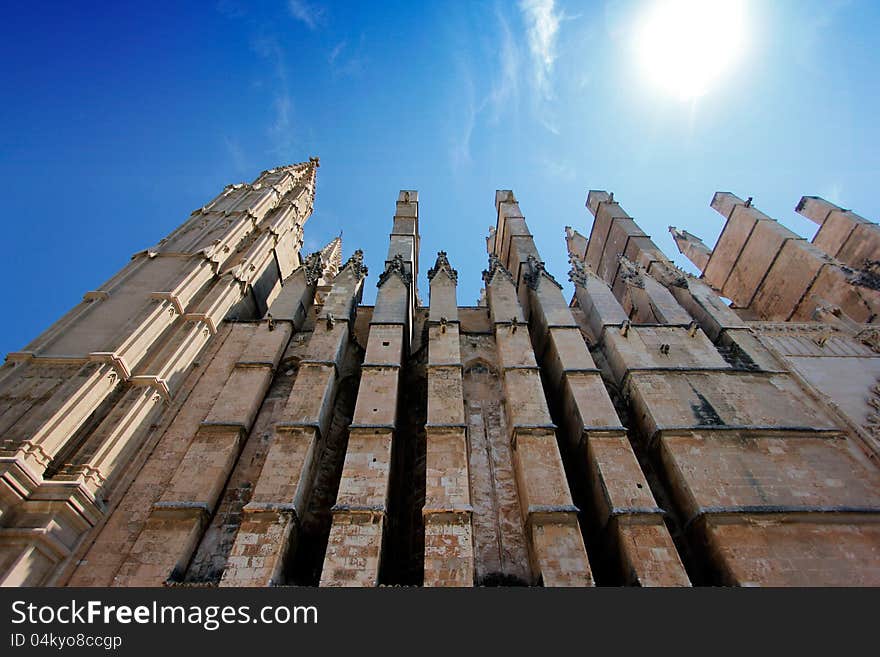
[523,254,562,291]
[427,251,458,283]
[482,254,515,287]
[377,253,411,288]
[341,249,368,280]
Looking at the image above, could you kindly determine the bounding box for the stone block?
[351,367,399,427]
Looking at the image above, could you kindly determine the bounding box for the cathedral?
[1,158,878,587]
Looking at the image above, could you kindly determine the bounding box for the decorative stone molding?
[83,290,110,303]
[524,255,562,290]
[750,322,840,335]
[427,251,458,283]
[88,352,131,381]
[865,380,880,440]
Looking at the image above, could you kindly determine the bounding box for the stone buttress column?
[320,191,419,587]
[669,227,712,274]
[219,250,366,586]
[494,191,687,585]
[0,161,319,586]
[422,252,474,586]
[88,248,328,587]
[482,253,592,586]
[703,192,880,322]
[576,191,880,586]
[566,257,692,585]
[796,195,880,271]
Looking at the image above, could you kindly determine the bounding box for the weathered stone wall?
[572,189,880,585]
[3,170,879,587]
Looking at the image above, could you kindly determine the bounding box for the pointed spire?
[318,236,343,283]
[669,226,712,273]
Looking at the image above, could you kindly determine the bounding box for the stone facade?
[1,162,878,586]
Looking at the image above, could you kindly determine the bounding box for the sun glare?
[636,0,748,100]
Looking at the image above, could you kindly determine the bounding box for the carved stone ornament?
[428,251,458,283]
[302,251,325,286]
[377,254,410,288]
[617,256,645,289]
[523,255,562,290]
[482,254,515,287]
[342,249,369,280]
[568,256,591,287]
[857,327,880,354]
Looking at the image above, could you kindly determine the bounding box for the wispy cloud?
[327,36,367,77]
[449,66,478,169]
[487,11,520,122]
[223,136,249,175]
[328,40,346,65]
[791,0,851,70]
[251,34,296,157]
[288,0,325,30]
[449,9,521,169]
[519,0,562,101]
[818,182,845,206]
[541,157,576,182]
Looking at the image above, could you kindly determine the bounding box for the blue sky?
[2,0,878,356]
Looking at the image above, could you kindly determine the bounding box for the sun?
[636,0,748,100]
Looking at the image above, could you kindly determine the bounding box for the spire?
[669,225,712,273]
[317,236,343,284]
[301,156,319,210]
